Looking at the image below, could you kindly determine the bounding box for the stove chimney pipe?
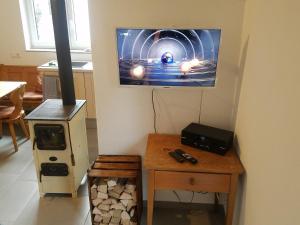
[50,0,76,105]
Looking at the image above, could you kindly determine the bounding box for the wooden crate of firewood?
[87,155,143,225]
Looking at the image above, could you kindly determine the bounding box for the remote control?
[175,149,198,164]
[169,151,185,163]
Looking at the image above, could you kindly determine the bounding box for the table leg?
[147,170,155,225]
[0,121,3,138]
[214,192,219,212]
[226,174,239,225]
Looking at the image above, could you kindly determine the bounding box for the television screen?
[116,28,221,87]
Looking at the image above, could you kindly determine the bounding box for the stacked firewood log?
[90,177,137,225]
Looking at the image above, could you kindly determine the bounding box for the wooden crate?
[87,155,143,225]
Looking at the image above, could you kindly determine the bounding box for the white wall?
[0,0,91,65]
[89,0,245,203]
[234,0,300,224]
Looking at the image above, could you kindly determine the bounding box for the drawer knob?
[189,177,195,185]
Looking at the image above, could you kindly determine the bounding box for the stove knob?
[49,156,58,161]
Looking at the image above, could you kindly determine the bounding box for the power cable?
[151,88,157,133]
[198,90,204,123]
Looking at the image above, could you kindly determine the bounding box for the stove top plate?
[25,99,86,121]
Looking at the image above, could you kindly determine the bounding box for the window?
[20,0,91,51]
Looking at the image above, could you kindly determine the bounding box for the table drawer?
[155,171,230,193]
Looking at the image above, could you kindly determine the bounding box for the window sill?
[25,48,91,54]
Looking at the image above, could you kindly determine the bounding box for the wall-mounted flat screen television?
[116,28,221,87]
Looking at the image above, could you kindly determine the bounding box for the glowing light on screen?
[190,58,200,67]
[130,65,145,79]
[180,61,191,74]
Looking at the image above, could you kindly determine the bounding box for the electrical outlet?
[11,53,21,59]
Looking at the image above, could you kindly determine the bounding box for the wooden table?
[144,134,244,225]
[0,81,26,99]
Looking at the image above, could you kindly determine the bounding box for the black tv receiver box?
[181,123,234,155]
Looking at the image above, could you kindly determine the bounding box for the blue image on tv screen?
[116,29,221,87]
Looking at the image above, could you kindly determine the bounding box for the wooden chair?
[0,84,29,152]
[0,65,43,110]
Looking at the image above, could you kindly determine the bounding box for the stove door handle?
[71,153,75,166]
[39,170,42,183]
[33,137,37,150]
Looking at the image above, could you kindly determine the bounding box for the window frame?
[19,0,91,52]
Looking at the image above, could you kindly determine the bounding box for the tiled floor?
[0,124,224,225]
[0,124,97,225]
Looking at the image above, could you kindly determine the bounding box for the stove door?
[41,163,69,176]
[34,124,66,150]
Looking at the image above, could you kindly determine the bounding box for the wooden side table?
[144,134,244,225]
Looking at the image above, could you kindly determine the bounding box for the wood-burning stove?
[25,0,91,198]
[25,99,89,197]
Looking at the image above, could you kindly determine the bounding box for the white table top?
[0,81,26,99]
